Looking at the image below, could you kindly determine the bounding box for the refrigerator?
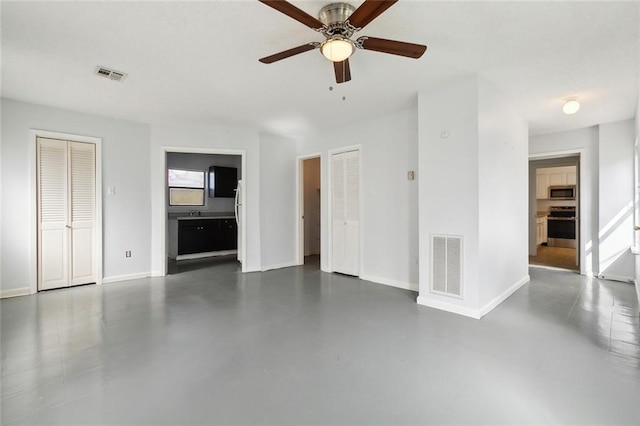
[234,180,243,263]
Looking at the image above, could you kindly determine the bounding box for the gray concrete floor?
[1,259,639,425]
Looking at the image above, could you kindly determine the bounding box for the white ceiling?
[2,1,638,138]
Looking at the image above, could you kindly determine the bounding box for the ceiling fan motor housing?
[319,3,356,37]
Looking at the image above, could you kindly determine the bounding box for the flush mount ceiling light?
[563,98,580,115]
[321,36,355,62]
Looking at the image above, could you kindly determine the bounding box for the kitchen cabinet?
[536,166,577,199]
[548,171,566,186]
[536,173,549,199]
[178,218,237,256]
[536,216,548,245]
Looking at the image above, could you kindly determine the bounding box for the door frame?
[633,134,640,302]
[327,144,362,274]
[159,146,247,275]
[30,129,103,294]
[296,153,322,266]
[529,149,586,275]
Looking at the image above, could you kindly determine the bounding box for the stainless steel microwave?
[549,185,576,200]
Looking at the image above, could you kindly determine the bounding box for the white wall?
[259,133,297,270]
[1,98,151,293]
[149,123,262,274]
[297,107,419,291]
[0,100,3,293]
[477,78,529,308]
[303,157,321,256]
[635,93,640,303]
[417,77,481,313]
[417,76,529,318]
[598,120,635,280]
[530,119,636,281]
[530,126,599,275]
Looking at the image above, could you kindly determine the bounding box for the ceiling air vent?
[95,66,128,82]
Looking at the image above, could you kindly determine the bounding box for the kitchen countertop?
[535,211,549,218]
[169,212,235,220]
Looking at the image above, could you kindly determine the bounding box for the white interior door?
[37,138,96,290]
[38,138,70,290]
[69,142,96,285]
[332,153,347,273]
[331,149,359,276]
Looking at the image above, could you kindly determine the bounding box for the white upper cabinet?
[536,173,549,199]
[536,166,577,199]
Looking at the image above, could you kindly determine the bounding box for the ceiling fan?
[258,0,427,84]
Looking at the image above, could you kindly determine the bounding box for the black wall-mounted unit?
[209,166,237,198]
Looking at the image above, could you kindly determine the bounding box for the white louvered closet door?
[69,142,96,285]
[331,149,360,276]
[37,138,96,290]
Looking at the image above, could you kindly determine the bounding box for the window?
[168,169,205,206]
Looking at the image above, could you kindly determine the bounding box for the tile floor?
[1,261,639,425]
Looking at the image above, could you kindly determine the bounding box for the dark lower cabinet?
[178,219,237,256]
[178,221,203,255]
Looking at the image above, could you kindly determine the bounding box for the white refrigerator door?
[235,180,243,263]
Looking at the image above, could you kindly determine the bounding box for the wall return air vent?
[431,234,463,298]
[95,66,128,82]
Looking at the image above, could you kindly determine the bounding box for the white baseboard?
[102,272,151,284]
[598,274,634,284]
[261,261,298,272]
[417,275,531,319]
[359,274,418,292]
[416,296,481,319]
[0,287,31,299]
[479,275,530,317]
[176,250,237,261]
[151,270,164,277]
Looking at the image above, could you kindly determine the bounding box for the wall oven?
[547,206,576,248]
[549,185,576,200]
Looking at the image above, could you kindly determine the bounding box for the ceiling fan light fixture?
[563,98,580,115]
[321,37,354,62]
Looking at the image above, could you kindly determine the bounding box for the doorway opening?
[529,155,580,272]
[165,150,245,275]
[298,155,321,268]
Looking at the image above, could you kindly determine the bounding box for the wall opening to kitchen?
[165,151,243,275]
[529,155,580,272]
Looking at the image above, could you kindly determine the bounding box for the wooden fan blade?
[259,43,318,64]
[347,0,398,30]
[358,36,427,58]
[259,0,325,30]
[333,59,351,84]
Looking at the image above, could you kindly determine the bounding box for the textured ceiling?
[2,1,638,138]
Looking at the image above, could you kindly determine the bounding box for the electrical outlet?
[125,251,131,258]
